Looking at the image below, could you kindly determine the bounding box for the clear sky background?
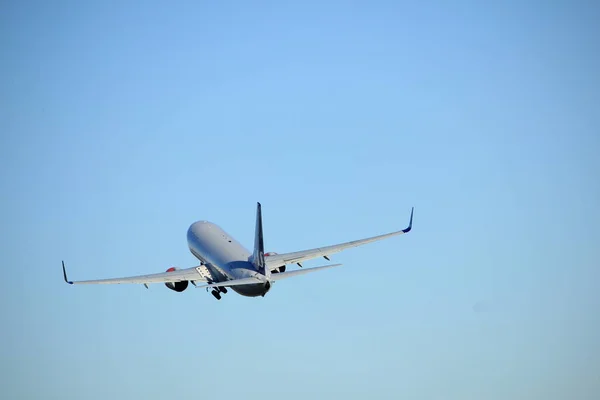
[1,1,599,399]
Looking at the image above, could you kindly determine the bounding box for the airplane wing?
[266,207,413,270]
[62,262,210,285]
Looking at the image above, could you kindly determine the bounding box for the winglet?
[62,261,73,284]
[402,207,414,233]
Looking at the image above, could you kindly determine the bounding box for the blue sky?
[1,1,599,399]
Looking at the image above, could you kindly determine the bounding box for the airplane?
[62,203,414,300]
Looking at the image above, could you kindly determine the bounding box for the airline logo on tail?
[252,202,268,278]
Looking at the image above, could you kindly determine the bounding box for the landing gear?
[207,283,227,300]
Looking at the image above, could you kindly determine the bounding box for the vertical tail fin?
[253,202,269,278]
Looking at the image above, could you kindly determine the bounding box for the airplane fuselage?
[186,221,271,297]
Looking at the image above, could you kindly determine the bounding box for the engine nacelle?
[264,252,285,273]
[272,265,286,273]
[164,267,189,292]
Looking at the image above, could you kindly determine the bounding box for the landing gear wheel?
[219,287,228,294]
[211,290,221,300]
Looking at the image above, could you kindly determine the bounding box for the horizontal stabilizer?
[269,263,342,281]
[195,276,266,289]
[196,264,342,289]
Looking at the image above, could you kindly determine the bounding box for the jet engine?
[272,265,286,273]
[264,252,285,273]
[164,267,189,292]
